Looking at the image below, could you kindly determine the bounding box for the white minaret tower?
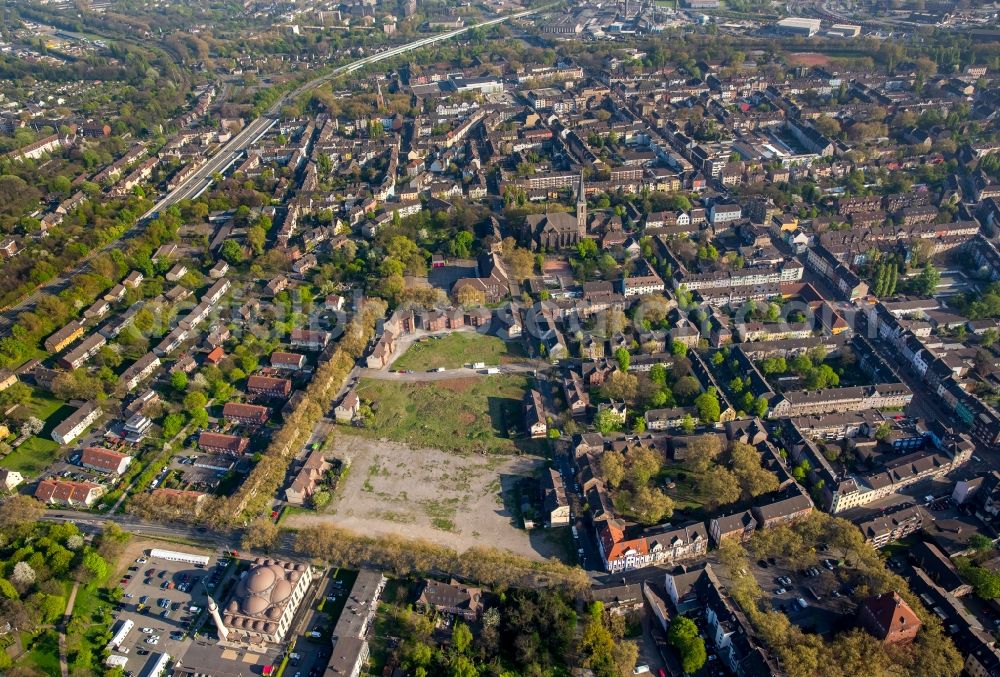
[208,596,229,642]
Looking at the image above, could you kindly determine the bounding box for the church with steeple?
[525,171,589,251]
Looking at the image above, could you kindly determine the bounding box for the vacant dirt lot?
[285,435,562,561]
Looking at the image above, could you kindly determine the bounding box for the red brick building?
[857,592,922,645]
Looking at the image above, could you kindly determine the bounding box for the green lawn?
[0,436,62,475]
[21,630,60,675]
[392,332,522,371]
[354,375,533,454]
[25,389,65,421]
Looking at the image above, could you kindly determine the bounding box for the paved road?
[0,7,545,335]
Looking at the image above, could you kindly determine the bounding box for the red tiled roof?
[222,402,270,423]
[35,479,102,504]
[81,447,130,472]
[198,432,249,454]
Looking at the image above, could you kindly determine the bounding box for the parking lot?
[746,555,856,637]
[107,548,217,675]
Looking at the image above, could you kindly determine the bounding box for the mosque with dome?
[208,557,314,646]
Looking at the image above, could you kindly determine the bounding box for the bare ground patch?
[284,434,562,561]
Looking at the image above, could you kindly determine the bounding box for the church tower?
[576,171,587,236]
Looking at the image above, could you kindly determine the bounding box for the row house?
[35,479,104,507]
[45,321,85,354]
[284,449,330,505]
[596,520,709,573]
[222,402,270,426]
[80,447,133,475]
[59,333,106,370]
[271,352,307,371]
[857,506,924,549]
[246,375,293,399]
[290,329,332,351]
[198,432,250,455]
[52,402,103,445]
[769,383,913,418]
[118,353,161,393]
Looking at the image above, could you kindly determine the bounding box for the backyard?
[0,389,76,475]
[392,331,523,372]
[353,374,538,455]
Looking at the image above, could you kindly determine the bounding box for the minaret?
[208,596,229,642]
[576,171,587,236]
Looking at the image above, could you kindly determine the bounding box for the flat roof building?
[776,17,821,36]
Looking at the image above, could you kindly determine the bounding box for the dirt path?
[58,581,80,677]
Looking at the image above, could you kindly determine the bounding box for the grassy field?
[0,436,62,475]
[0,396,77,475]
[392,332,521,371]
[354,375,533,455]
[22,630,60,675]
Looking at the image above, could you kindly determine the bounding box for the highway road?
[0,6,544,334]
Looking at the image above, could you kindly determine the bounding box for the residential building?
[596,520,708,573]
[285,449,330,505]
[246,375,293,398]
[35,479,104,507]
[541,468,570,526]
[198,432,250,455]
[80,447,133,475]
[416,579,485,621]
[222,402,270,426]
[52,402,102,445]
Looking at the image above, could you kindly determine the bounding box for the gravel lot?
[285,434,561,561]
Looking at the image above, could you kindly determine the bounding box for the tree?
[183,391,208,415]
[241,515,279,549]
[671,340,688,357]
[695,392,721,423]
[603,371,638,402]
[311,491,331,509]
[686,434,723,473]
[11,562,35,591]
[969,534,994,554]
[614,347,630,371]
[673,376,701,403]
[220,239,244,265]
[594,408,624,434]
[503,246,535,280]
[626,447,663,487]
[668,616,707,674]
[600,451,626,489]
[650,363,667,386]
[761,357,787,375]
[0,496,44,533]
[162,412,185,439]
[701,466,742,509]
[170,371,188,391]
[730,442,779,499]
[82,551,109,581]
[455,285,486,307]
[452,622,473,654]
[0,578,18,600]
[913,264,941,296]
[626,485,674,524]
[680,414,696,435]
